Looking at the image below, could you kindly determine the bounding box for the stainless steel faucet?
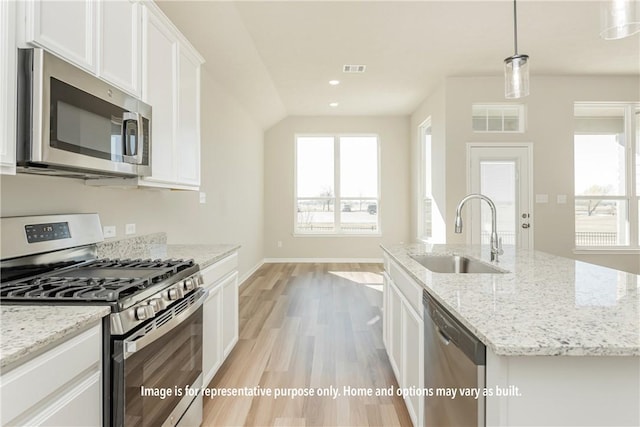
[454,193,504,262]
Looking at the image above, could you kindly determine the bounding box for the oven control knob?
[135,305,155,321]
[167,287,184,301]
[183,277,196,292]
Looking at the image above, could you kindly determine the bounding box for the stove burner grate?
[0,258,195,302]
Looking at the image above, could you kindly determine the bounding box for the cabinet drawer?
[389,260,423,318]
[0,324,101,425]
[201,252,238,288]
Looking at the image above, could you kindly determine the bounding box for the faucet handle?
[497,237,504,255]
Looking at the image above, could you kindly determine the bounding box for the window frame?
[573,102,639,252]
[294,133,381,236]
[471,103,526,133]
[418,118,433,242]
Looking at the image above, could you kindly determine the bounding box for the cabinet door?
[402,302,424,427]
[1,0,16,174]
[203,284,223,387]
[99,0,140,96]
[389,279,402,382]
[382,272,390,348]
[175,46,201,186]
[27,0,95,72]
[221,271,239,357]
[141,6,177,184]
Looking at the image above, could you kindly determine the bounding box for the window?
[419,119,433,241]
[472,104,525,132]
[574,103,639,249]
[295,135,379,234]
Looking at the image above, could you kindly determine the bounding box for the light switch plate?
[103,225,116,238]
[199,192,206,204]
[125,224,136,235]
[535,194,549,204]
[557,194,567,204]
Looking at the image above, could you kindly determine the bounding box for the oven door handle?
[124,288,208,359]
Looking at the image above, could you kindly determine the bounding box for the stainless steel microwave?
[16,48,151,179]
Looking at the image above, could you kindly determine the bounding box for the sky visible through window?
[574,135,625,196]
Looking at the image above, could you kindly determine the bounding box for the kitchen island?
[381,243,639,426]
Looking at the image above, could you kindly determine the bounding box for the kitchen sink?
[410,254,507,274]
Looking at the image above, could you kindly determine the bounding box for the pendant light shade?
[504,0,529,99]
[600,0,640,40]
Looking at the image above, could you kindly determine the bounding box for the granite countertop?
[0,305,110,371]
[382,243,640,357]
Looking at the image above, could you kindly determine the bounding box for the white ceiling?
[157,1,640,128]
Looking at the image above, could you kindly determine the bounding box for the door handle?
[522,223,530,229]
[121,112,144,165]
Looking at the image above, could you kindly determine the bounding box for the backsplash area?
[96,233,167,260]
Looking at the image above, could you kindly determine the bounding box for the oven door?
[111,289,206,427]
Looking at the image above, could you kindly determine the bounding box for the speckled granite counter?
[382,243,640,357]
[95,233,240,270]
[0,305,109,371]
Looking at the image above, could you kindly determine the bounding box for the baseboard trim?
[263,257,383,264]
[239,259,265,288]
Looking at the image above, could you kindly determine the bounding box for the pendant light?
[504,0,529,99]
[600,0,640,40]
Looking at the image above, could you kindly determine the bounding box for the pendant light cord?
[513,0,519,55]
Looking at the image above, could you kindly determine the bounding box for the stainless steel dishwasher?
[423,290,486,427]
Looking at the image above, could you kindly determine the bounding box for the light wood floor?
[202,263,412,427]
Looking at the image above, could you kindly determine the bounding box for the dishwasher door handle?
[437,327,452,346]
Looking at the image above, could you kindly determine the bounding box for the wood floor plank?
[202,262,412,427]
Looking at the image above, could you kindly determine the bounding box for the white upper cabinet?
[98,0,141,96]
[25,0,96,73]
[142,6,177,184]
[1,0,17,175]
[23,0,141,97]
[16,0,203,189]
[176,48,201,186]
[140,2,203,190]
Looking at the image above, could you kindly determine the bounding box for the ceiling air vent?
[343,64,366,73]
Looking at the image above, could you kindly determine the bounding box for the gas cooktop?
[0,258,196,302]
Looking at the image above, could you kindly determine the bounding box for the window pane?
[480,161,517,245]
[296,137,334,197]
[424,126,432,197]
[340,200,378,233]
[574,106,625,197]
[339,136,378,197]
[296,199,334,232]
[423,197,432,239]
[575,199,628,246]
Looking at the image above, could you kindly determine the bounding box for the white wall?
[0,69,265,279]
[264,116,411,260]
[410,75,639,273]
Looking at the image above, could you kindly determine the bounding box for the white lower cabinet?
[0,324,102,426]
[201,252,239,386]
[383,255,424,427]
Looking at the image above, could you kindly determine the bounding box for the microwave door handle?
[121,112,143,164]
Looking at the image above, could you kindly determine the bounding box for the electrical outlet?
[557,194,567,204]
[103,225,116,238]
[277,241,282,248]
[199,192,206,204]
[125,224,136,235]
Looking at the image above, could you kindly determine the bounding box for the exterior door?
[468,144,533,249]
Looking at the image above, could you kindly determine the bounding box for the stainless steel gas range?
[0,214,205,427]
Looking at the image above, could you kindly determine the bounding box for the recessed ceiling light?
[329,102,339,108]
[329,80,340,86]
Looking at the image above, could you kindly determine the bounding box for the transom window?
[574,103,639,249]
[295,135,380,235]
[472,104,525,133]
